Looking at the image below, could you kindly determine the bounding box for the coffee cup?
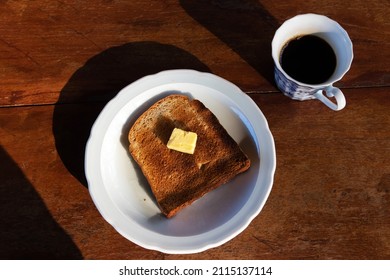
[272,14,353,111]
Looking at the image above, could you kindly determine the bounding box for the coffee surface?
[281,35,336,84]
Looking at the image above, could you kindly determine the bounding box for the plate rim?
[85,69,276,254]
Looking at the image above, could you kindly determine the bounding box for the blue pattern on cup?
[274,66,318,100]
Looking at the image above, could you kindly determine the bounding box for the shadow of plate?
[53,42,210,187]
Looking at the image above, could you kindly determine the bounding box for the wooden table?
[0,0,389,260]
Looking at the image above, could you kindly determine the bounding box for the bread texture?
[128,94,250,218]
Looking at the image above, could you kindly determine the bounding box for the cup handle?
[314,86,346,111]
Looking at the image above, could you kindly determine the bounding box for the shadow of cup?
[180,0,279,86]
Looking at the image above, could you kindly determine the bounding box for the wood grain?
[0,0,389,259]
[1,88,389,259]
[0,0,389,106]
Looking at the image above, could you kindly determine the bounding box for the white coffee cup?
[272,14,353,111]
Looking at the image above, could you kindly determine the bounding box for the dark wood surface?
[0,0,389,259]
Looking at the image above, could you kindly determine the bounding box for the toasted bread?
[128,94,250,218]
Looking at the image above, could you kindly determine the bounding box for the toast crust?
[128,95,250,217]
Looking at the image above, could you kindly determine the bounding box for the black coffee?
[280,35,336,84]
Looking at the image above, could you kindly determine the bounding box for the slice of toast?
[128,94,250,218]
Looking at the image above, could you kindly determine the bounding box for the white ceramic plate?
[85,70,276,254]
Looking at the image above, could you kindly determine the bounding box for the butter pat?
[167,128,197,154]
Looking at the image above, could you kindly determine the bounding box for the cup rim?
[272,13,354,88]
